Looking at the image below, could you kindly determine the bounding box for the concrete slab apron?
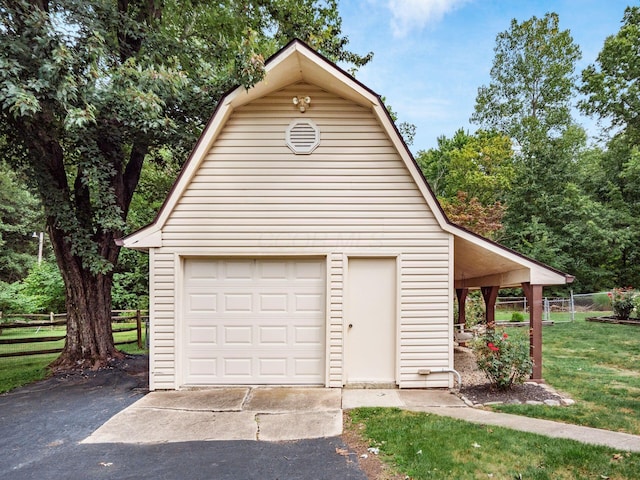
[82,387,342,444]
[341,389,466,409]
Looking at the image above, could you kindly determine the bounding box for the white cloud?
[388,0,469,37]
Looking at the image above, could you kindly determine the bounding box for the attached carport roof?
[452,227,573,289]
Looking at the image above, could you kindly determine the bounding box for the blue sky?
[337,0,633,152]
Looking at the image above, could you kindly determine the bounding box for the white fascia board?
[119,227,162,250]
[455,269,531,289]
[529,268,572,286]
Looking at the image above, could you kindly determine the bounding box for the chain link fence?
[495,292,612,324]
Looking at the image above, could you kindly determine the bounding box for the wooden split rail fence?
[0,310,148,358]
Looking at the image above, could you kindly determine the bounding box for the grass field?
[0,322,146,394]
[0,353,59,394]
[348,408,640,480]
[492,313,640,435]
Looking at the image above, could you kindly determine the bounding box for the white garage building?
[119,40,572,391]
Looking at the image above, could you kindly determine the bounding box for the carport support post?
[456,288,468,327]
[481,286,499,329]
[522,282,543,383]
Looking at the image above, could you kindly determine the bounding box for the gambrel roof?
[119,39,573,289]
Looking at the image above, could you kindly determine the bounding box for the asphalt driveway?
[0,355,367,480]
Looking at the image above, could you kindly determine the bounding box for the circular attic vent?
[286,119,320,154]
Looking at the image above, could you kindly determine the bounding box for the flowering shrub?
[472,330,533,390]
[608,287,637,320]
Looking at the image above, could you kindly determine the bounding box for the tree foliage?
[580,6,640,143]
[472,12,581,148]
[0,160,43,283]
[416,129,512,239]
[440,192,505,240]
[418,129,514,204]
[577,6,640,289]
[0,0,371,368]
[383,97,417,147]
[465,8,640,292]
[572,139,640,289]
[0,261,65,314]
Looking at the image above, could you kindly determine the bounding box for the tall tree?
[578,6,640,288]
[471,12,581,148]
[471,13,585,277]
[571,144,638,290]
[417,129,514,203]
[0,0,371,369]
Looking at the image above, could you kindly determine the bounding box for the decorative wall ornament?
[286,118,320,154]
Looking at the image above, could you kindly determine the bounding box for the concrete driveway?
[83,385,465,444]
[0,356,369,480]
[84,387,343,443]
[0,355,465,479]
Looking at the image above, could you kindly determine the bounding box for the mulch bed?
[454,346,570,406]
[460,381,564,405]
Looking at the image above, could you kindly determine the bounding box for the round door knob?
[348,323,353,328]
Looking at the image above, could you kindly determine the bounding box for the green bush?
[0,280,39,314]
[21,262,66,313]
[472,329,533,390]
[112,249,149,310]
[0,262,65,314]
[510,311,525,322]
[592,292,612,311]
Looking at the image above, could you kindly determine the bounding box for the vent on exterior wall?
[286,119,320,154]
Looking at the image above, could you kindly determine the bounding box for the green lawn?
[0,322,146,393]
[348,407,640,480]
[348,313,640,479]
[0,353,59,394]
[492,314,640,435]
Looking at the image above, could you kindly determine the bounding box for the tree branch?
[121,141,148,216]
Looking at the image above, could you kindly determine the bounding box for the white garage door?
[182,258,325,385]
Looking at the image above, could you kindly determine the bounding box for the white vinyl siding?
[149,251,177,390]
[152,82,451,389]
[328,253,344,386]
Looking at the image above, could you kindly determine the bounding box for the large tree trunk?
[27,121,146,371]
[48,224,123,371]
[19,112,145,371]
